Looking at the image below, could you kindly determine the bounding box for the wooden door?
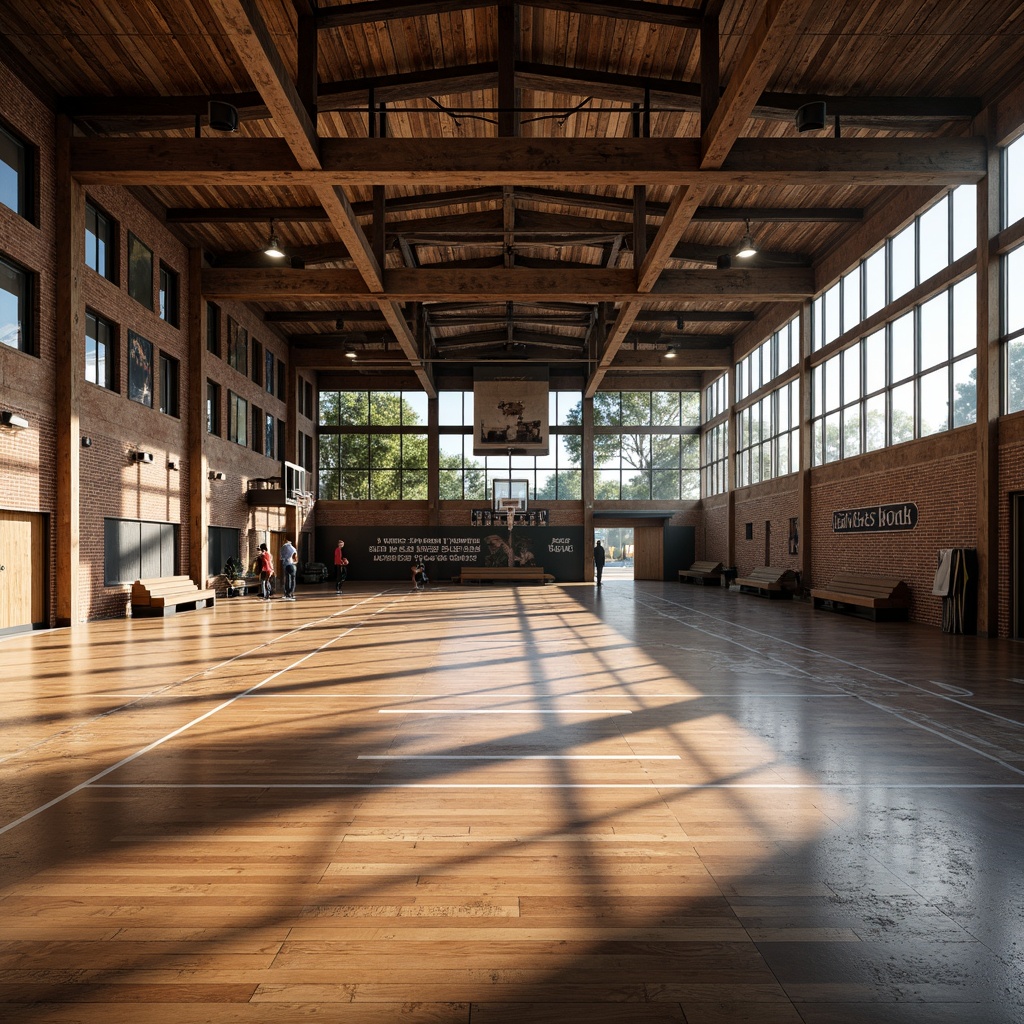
[633,526,664,580]
[0,510,45,631]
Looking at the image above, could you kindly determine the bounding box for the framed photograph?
[473,367,549,456]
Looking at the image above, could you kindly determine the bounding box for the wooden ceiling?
[2,0,1019,395]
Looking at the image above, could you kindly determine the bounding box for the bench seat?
[678,560,724,585]
[131,576,216,617]
[811,572,911,621]
[733,566,798,599]
[454,566,555,585]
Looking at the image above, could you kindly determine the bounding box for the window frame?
[127,232,154,310]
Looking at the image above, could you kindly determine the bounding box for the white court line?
[0,592,405,836]
[89,782,1024,790]
[357,754,682,760]
[378,708,633,715]
[245,692,850,699]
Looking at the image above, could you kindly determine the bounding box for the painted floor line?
[378,708,633,715]
[88,782,1024,790]
[357,754,683,760]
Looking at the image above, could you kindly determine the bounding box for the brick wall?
[734,478,801,578]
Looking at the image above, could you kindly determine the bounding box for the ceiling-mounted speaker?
[208,99,239,133]
[795,101,827,133]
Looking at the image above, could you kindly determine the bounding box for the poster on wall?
[316,526,584,582]
[832,502,918,533]
[473,365,549,456]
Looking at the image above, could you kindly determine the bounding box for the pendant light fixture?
[736,219,758,259]
[264,221,286,259]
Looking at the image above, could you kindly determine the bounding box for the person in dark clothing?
[334,539,348,594]
[594,539,606,585]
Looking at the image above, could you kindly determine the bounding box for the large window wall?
[1003,134,1024,413]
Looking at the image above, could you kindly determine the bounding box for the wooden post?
[798,298,813,587]
[583,395,595,583]
[726,361,737,572]
[187,247,209,587]
[55,115,83,627]
[428,395,439,527]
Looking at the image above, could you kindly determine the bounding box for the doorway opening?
[595,527,634,581]
[1012,493,1024,638]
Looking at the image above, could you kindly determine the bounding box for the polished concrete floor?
[1,579,1023,1022]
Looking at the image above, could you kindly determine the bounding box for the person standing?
[334,539,349,594]
[594,539,606,586]
[280,538,298,601]
[256,543,275,600]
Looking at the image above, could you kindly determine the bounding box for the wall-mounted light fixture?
[81,436,93,448]
[132,450,154,464]
[168,459,179,471]
[208,99,239,133]
[0,410,29,430]
[795,101,827,132]
[209,470,226,480]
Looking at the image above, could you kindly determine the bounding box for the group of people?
[251,537,350,602]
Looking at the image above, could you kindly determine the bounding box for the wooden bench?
[678,560,724,585]
[811,572,911,621]
[454,566,555,585]
[733,566,799,599]
[131,576,217,617]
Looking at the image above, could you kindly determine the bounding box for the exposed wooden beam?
[525,1,701,28]
[201,265,815,302]
[265,309,389,323]
[317,1,488,28]
[70,137,987,187]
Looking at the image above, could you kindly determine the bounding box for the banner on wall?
[472,365,549,456]
[315,526,584,582]
[832,502,918,533]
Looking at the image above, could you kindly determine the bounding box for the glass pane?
[318,434,340,467]
[952,185,976,259]
[438,391,465,425]
[890,225,916,301]
[865,394,886,451]
[0,258,26,350]
[338,392,369,426]
[843,404,861,457]
[127,234,153,309]
[952,355,977,427]
[824,411,841,463]
[439,469,464,500]
[1007,337,1024,413]
[622,392,652,425]
[918,196,949,282]
[402,391,428,424]
[369,392,402,426]
[825,283,841,345]
[318,468,340,501]
[652,471,679,499]
[464,469,487,501]
[595,468,620,499]
[403,470,428,499]
[890,381,915,444]
[864,329,886,394]
[403,434,429,468]
[778,385,791,432]
[864,248,886,317]
[1007,246,1024,335]
[650,392,680,426]
[842,265,861,333]
[813,419,824,468]
[557,469,581,499]
[339,433,367,465]
[919,366,949,436]
[890,311,915,383]
[594,393,621,426]
[680,434,700,468]
[824,354,841,412]
[0,126,26,216]
[557,392,583,426]
[439,433,463,463]
[811,295,824,351]
[370,470,401,500]
[919,291,949,370]
[812,363,822,415]
[680,391,700,425]
[842,342,861,405]
[777,432,789,476]
[341,470,368,501]
[952,276,976,357]
[1006,136,1024,229]
[652,434,680,467]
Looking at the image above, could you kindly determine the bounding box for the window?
[228,391,247,446]
[265,413,275,457]
[812,275,976,462]
[252,337,263,385]
[278,418,286,461]
[159,263,179,326]
[159,352,179,417]
[0,256,33,353]
[0,124,31,219]
[736,319,798,400]
[206,380,220,436]
[127,233,153,309]
[206,302,220,356]
[703,421,728,496]
[251,404,263,453]
[704,374,728,421]
[265,350,275,395]
[227,317,247,374]
[1004,133,1024,230]
[277,359,286,399]
[128,330,153,407]
[208,525,240,577]
[85,311,115,390]
[85,202,116,280]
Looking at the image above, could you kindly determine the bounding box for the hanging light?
[263,221,286,259]
[344,348,358,359]
[663,346,678,360]
[736,219,758,259]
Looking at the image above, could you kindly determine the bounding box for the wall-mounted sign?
[832,502,918,533]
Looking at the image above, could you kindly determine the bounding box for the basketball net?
[506,508,516,531]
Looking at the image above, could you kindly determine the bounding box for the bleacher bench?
[733,566,799,599]
[454,566,555,585]
[131,576,217,617]
[678,560,724,585]
[811,572,911,621]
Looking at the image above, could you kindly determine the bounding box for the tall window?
[1003,133,1024,230]
[159,263,179,326]
[206,302,220,356]
[265,412,275,457]
[265,350,275,395]
[0,124,31,219]
[228,391,247,446]
[85,311,115,390]
[127,233,153,309]
[227,317,247,374]
[251,338,263,385]
[206,380,220,436]
[128,330,153,407]
[0,256,33,353]
[812,185,976,351]
[1004,243,1024,413]
[811,276,976,463]
[251,403,263,453]
[159,352,179,417]
[736,319,798,401]
[85,202,115,280]
[736,380,799,486]
[703,421,728,496]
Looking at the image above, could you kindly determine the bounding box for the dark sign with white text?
[832,503,918,533]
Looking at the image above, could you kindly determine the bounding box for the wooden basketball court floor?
[2,580,1024,1023]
